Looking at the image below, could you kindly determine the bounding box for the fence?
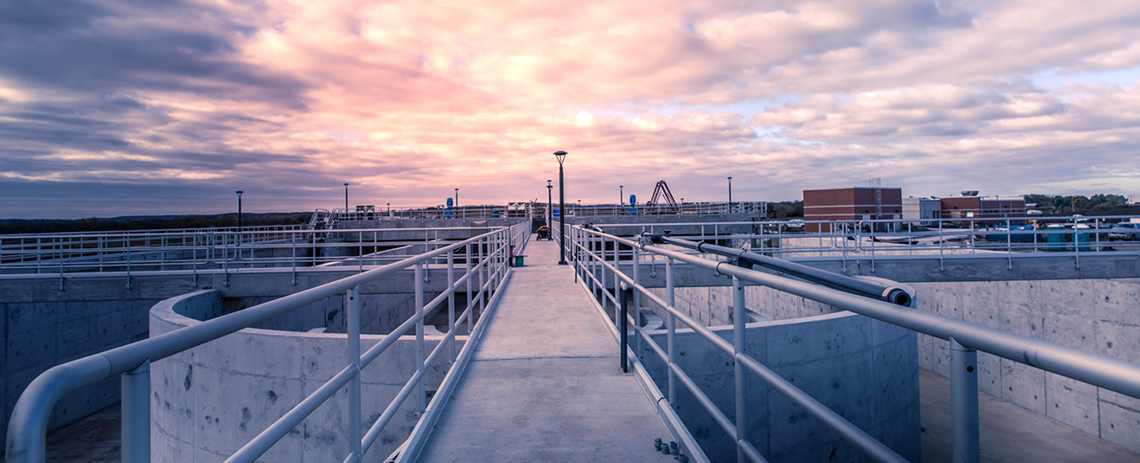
[5,222,530,463]
[568,224,1140,463]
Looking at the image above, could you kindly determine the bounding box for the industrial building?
[803,187,903,232]
[939,195,1027,224]
[902,197,942,226]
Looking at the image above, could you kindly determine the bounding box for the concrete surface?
[413,238,673,462]
[914,277,1140,454]
[919,368,1140,462]
[640,309,921,462]
[149,290,461,462]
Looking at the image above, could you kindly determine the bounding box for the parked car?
[1108,223,1140,241]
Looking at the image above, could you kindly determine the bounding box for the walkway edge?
[391,269,514,463]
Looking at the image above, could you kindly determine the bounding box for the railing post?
[346,285,362,460]
[733,276,748,463]
[448,249,456,363]
[666,257,676,404]
[466,242,474,334]
[121,359,150,463]
[939,219,945,271]
[612,240,620,326]
[619,282,630,373]
[415,262,426,415]
[1007,218,1013,270]
[951,337,980,463]
[632,245,641,355]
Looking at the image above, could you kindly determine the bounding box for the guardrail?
[567,224,1140,463]
[5,222,529,463]
[0,225,532,289]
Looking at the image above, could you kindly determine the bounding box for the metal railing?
[0,226,530,288]
[588,215,1140,273]
[5,222,530,463]
[568,224,1140,463]
[330,203,536,221]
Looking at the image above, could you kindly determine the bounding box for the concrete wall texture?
[912,277,1140,454]
[654,276,1140,455]
[150,289,463,462]
[0,268,456,450]
[641,312,920,463]
[1,274,199,448]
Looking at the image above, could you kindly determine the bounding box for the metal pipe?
[667,257,677,404]
[415,262,426,414]
[657,235,913,307]
[733,276,747,463]
[951,337,980,463]
[121,360,150,463]
[6,227,512,463]
[620,283,630,373]
[347,285,363,461]
[639,240,1140,400]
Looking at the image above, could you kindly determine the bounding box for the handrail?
[5,223,526,463]
[654,235,914,306]
[569,224,1140,463]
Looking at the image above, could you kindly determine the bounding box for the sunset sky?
[1,0,1138,218]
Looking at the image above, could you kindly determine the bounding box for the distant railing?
[331,203,536,221]
[5,222,530,463]
[568,224,1140,463]
[0,224,532,289]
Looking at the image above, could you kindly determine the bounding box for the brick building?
[803,187,903,232]
[940,196,1026,224]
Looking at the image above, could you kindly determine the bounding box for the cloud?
[0,0,1138,218]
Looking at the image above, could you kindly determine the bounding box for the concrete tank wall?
[1,274,199,448]
[654,276,1140,455]
[912,277,1140,453]
[640,312,920,463]
[150,289,464,462]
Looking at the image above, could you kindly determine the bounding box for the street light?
[344,182,349,213]
[235,190,244,229]
[554,151,568,264]
[727,176,733,212]
[546,180,553,239]
[620,185,624,206]
[455,188,459,218]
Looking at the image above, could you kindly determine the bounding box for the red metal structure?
[645,180,680,214]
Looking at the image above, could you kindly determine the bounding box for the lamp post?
[620,185,624,206]
[235,190,244,230]
[455,188,459,218]
[387,202,391,217]
[344,182,349,213]
[554,151,568,264]
[546,180,553,239]
[727,176,733,212]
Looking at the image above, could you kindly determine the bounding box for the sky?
[1,0,1139,219]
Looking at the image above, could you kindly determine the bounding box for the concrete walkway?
[414,237,674,462]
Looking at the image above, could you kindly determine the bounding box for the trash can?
[512,255,526,267]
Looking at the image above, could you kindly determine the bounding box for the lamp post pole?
[344,182,349,213]
[235,190,244,230]
[455,188,459,218]
[546,180,553,239]
[554,151,568,264]
[620,185,624,207]
[727,176,733,212]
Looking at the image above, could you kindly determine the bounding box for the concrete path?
[414,237,674,462]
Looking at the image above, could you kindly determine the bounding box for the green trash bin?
[512,255,526,267]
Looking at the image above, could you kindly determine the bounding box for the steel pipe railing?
[569,225,1140,463]
[6,223,526,463]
